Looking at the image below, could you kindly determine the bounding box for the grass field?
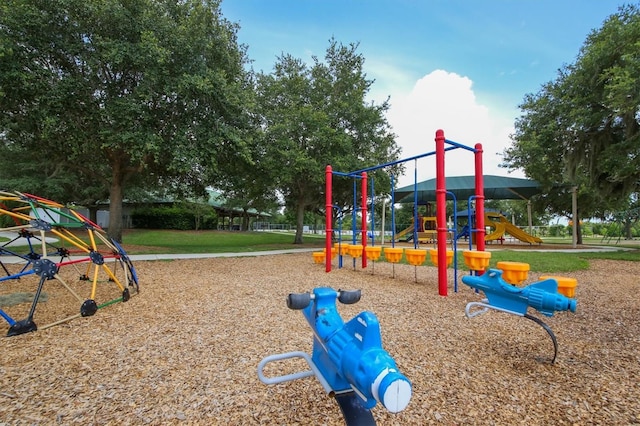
[2,228,637,273]
[119,229,639,273]
[121,229,326,253]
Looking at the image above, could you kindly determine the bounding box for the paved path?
[0,231,58,247]
[1,245,632,264]
[126,248,318,261]
[0,248,318,264]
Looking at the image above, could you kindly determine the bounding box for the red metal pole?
[361,172,368,269]
[326,165,333,272]
[474,144,485,252]
[435,129,448,296]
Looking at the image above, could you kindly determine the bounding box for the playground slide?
[502,221,543,244]
[394,225,414,242]
[484,213,542,244]
[485,221,506,241]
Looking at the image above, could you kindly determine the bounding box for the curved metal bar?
[524,313,559,364]
[466,302,559,363]
[464,301,491,318]
[257,351,318,386]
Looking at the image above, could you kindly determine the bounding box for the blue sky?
[221,1,629,185]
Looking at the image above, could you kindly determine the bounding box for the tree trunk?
[294,202,305,244]
[242,211,250,231]
[107,181,124,242]
[575,209,583,245]
[577,221,583,245]
[624,217,632,240]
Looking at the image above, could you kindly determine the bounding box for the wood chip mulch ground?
[1,253,639,425]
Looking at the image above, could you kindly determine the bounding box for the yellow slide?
[394,225,414,242]
[485,220,506,241]
[484,213,542,244]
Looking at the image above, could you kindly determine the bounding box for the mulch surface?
[1,254,639,425]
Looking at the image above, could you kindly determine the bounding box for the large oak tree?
[254,40,402,244]
[0,0,252,241]
[503,4,640,241]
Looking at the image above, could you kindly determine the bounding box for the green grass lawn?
[119,229,638,273]
[122,229,325,254]
[538,235,640,249]
[3,228,637,273]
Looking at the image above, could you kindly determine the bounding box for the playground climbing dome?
[0,191,138,336]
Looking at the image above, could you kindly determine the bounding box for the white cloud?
[384,70,521,188]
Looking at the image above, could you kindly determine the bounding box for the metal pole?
[474,143,485,252]
[361,172,368,269]
[325,165,333,273]
[435,129,448,296]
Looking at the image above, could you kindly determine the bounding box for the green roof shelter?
[394,175,543,236]
[394,175,542,204]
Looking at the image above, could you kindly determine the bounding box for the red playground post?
[435,129,484,296]
[435,130,448,296]
[474,143,485,252]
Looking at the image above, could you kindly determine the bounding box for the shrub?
[549,224,565,237]
[131,205,217,230]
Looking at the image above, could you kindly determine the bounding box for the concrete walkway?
[0,248,318,264]
[126,248,318,261]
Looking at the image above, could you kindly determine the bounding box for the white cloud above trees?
[381,70,521,187]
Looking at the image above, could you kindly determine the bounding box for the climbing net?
[0,191,138,336]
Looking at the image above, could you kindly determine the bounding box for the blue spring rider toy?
[462,269,577,363]
[258,287,412,425]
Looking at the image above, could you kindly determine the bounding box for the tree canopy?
[254,39,402,243]
[502,4,640,240]
[0,0,252,241]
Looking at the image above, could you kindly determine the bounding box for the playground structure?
[324,129,486,296]
[393,207,440,244]
[316,127,580,365]
[258,287,412,425]
[0,191,138,336]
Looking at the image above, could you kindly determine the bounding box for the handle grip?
[287,292,311,310]
[338,289,361,304]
